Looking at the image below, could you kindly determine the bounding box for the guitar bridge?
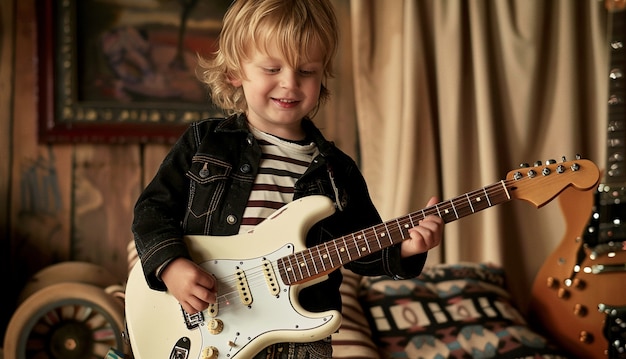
[182,306,205,330]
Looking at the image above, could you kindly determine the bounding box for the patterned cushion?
[358,263,570,359]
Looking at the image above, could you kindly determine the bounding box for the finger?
[409,227,437,247]
[181,299,205,315]
[194,271,218,291]
[425,196,439,207]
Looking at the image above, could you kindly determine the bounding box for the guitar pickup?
[236,269,253,305]
[262,259,280,297]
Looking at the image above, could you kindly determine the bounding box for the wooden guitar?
[529,2,626,358]
[125,158,599,359]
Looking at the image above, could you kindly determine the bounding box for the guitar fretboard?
[277,181,511,285]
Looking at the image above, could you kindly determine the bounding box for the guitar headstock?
[505,157,600,208]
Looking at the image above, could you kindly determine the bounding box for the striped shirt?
[238,127,319,233]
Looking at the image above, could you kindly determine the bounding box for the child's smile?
[231,42,325,140]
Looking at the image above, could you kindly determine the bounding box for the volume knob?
[208,319,224,335]
[201,346,219,359]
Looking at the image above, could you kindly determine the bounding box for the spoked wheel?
[3,282,127,359]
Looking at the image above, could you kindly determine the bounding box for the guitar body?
[125,196,341,359]
[531,186,626,359]
[530,184,626,358]
[530,3,626,357]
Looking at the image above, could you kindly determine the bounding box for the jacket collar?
[215,113,336,157]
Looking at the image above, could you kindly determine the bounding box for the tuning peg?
[561,156,567,162]
[534,161,542,166]
[519,163,530,168]
[546,159,557,165]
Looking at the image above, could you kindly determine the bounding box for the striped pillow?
[332,268,380,358]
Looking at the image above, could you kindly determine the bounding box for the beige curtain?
[347,0,608,311]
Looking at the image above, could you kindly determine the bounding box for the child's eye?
[299,69,316,76]
[264,68,280,73]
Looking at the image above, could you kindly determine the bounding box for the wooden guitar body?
[530,184,626,359]
[530,3,626,357]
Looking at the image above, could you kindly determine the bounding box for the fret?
[382,222,393,245]
[316,246,327,272]
[281,255,296,283]
[372,225,383,249]
[450,198,459,218]
[395,218,408,240]
[434,203,442,218]
[465,193,476,213]
[341,236,352,262]
[333,239,347,265]
[482,187,492,206]
[437,201,457,222]
[308,248,319,275]
[323,242,334,268]
[350,233,362,258]
[295,251,310,279]
[457,197,473,217]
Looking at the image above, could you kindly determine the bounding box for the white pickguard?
[125,195,342,359]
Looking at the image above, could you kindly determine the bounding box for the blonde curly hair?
[197,0,338,115]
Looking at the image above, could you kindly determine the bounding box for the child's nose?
[279,70,299,89]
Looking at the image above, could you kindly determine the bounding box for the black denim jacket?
[132,114,427,312]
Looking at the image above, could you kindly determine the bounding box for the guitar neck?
[278,180,512,285]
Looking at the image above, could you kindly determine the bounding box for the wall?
[1,0,180,338]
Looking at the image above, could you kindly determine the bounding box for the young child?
[131,0,444,358]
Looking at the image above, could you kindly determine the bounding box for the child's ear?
[228,74,242,87]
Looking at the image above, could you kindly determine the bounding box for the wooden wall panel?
[1,0,16,336]
[9,0,73,310]
[72,145,141,283]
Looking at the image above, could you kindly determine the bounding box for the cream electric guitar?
[125,157,599,359]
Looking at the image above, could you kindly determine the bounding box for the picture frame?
[37,0,231,144]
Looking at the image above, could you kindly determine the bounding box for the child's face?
[231,42,325,140]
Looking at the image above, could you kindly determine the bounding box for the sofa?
[331,262,570,359]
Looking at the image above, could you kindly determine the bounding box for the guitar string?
[200,165,584,311]
[206,179,510,308]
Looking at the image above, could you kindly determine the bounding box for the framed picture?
[37,0,231,143]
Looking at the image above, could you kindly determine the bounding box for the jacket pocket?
[186,155,232,184]
[185,155,232,220]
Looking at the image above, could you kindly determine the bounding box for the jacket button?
[199,163,209,178]
[226,215,238,225]
[240,164,251,173]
